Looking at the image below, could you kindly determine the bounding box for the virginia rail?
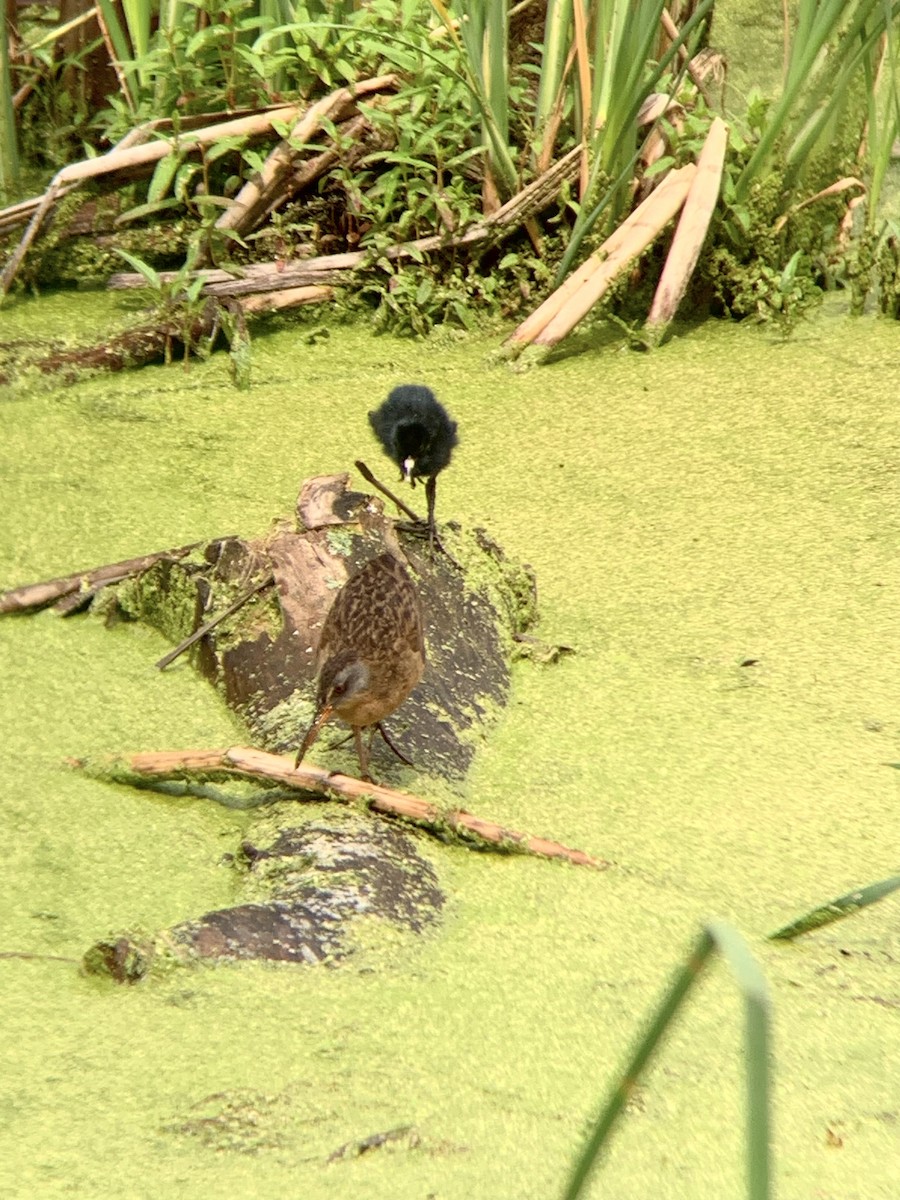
[295,553,425,780]
[368,384,458,543]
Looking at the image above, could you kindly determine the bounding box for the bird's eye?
[332,681,346,696]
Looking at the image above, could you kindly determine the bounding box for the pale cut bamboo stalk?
[533,164,695,348]
[54,105,304,185]
[645,116,728,334]
[508,164,695,349]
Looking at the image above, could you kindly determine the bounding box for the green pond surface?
[2,293,900,1198]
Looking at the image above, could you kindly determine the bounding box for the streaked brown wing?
[316,553,424,668]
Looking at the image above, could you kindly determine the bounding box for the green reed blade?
[769,871,900,941]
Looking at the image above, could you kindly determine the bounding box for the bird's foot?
[395,520,461,569]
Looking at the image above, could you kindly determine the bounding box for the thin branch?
[354,459,421,523]
[0,540,210,615]
[72,746,610,870]
[155,575,273,670]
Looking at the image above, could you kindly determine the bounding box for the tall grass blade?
[0,10,20,199]
[433,0,519,199]
[707,921,772,1200]
[769,871,900,941]
[735,0,900,202]
[96,0,140,111]
[563,921,771,1200]
[534,0,573,165]
[557,0,713,282]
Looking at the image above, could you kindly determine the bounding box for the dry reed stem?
[215,77,397,235]
[772,175,865,234]
[645,116,728,333]
[507,164,695,349]
[531,164,696,348]
[237,285,334,313]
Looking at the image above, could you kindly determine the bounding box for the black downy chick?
[368,384,458,542]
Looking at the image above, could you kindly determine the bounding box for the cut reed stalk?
[531,163,695,348]
[644,115,728,339]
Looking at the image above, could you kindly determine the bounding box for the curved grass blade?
[769,871,900,942]
[563,921,771,1200]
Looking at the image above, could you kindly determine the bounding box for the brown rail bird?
[295,553,426,781]
[368,384,458,544]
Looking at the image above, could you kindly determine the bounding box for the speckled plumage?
[295,553,425,779]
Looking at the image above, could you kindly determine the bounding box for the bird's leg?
[354,725,374,782]
[376,722,414,766]
[425,475,437,548]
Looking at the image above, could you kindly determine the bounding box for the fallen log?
[15,285,331,382]
[107,147,583,298]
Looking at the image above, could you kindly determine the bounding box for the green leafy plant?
[114,247,210,365]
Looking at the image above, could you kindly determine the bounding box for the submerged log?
[82,807,447,981]
[5,472,608,974]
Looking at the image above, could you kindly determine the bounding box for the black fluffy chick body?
[368,384,458,537]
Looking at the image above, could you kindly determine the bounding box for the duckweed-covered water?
[2,292,900,1198]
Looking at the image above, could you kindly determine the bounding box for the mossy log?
[3,473,607,977]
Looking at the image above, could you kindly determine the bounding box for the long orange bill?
[294,704,333,767]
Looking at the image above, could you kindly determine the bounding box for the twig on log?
[354,459,421,523]
[0,540,211,616]
[155,575,274,670]
[73,746,610,870]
